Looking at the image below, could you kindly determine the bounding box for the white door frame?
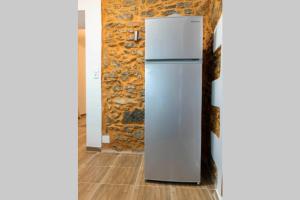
[78,0,102,148]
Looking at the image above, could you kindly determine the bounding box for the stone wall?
[210,0,222,29]
[102,0,215,152]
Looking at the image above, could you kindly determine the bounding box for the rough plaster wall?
[210,0,222,29]
[102,0,214,152]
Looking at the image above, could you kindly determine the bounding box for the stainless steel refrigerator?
[144,16,203,183]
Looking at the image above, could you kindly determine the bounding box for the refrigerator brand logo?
[190,20,201,23]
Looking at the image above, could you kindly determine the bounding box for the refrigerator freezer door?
[145,61,202,182]
[145,16,203,60]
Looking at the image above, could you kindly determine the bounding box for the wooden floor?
[78,116,219,200]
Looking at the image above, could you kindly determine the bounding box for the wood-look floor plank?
[208,190,220,200]
[78,151,98,168]
[87,153,119,167]
[90,184,133,200]
[79,182,99,200]
[132,185,171,200]
[79,166,110,183]
[102,167,139,185]
[113,154,142,167]
[171,186,213,200]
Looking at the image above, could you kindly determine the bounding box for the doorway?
[78,10,86,118]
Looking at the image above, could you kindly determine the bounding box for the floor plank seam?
[99,154,121,185]
[108,166,140,169]
[133,155,143,186]
[79,152,99,171]
[101,149,144,155]
[209,189,219,200]
[170,185,175,200]
[206,189,215,200]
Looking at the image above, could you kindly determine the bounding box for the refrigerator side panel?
[145,61,202,182]
[145,16,203,60]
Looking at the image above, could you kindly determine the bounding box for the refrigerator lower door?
[145,60,202,183]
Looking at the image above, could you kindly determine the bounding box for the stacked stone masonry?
[102,0,222,151]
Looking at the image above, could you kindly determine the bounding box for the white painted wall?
[211,15,223,197]
[213,15,223,52]
[78,0,102,148]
